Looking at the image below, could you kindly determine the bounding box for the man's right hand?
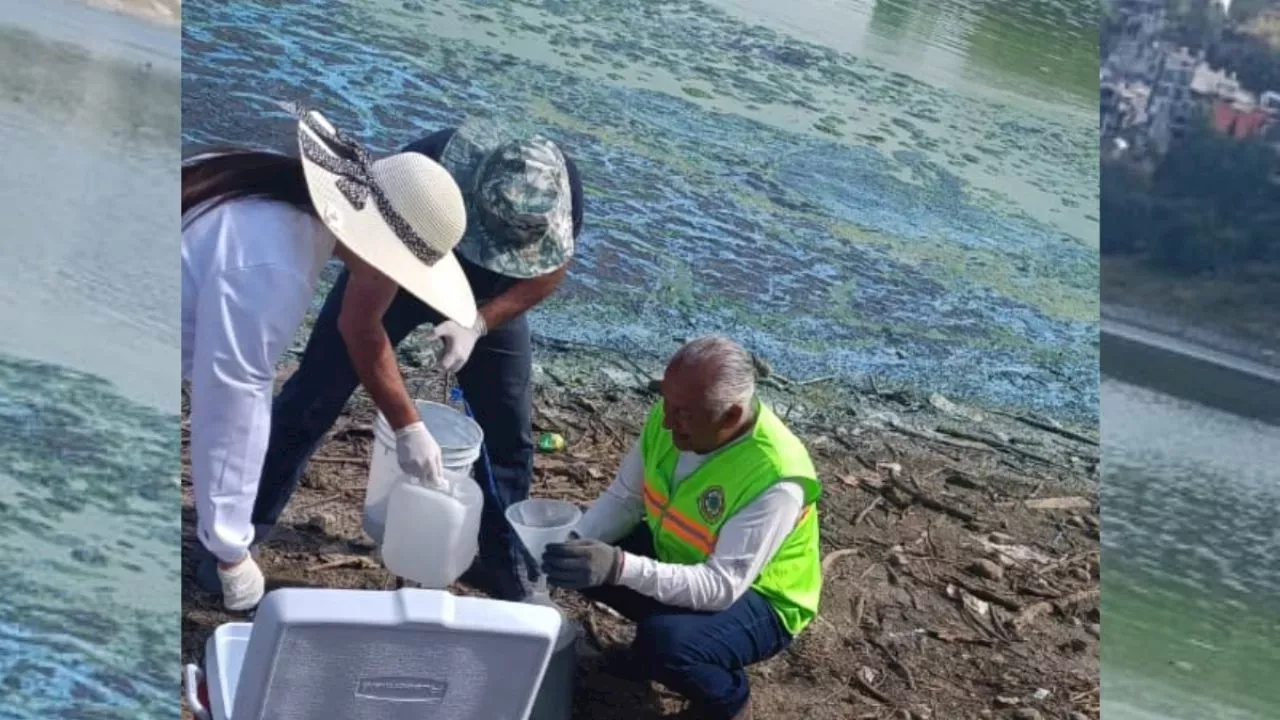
[541,539,622,589]
[395,421,445,489]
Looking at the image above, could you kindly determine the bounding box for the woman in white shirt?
[181,107,479,610]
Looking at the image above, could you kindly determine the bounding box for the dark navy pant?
[250,268,536,600]
[581,526,793,719]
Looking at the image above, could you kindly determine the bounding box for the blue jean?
[581,526,792,719]
[250,268,536,600]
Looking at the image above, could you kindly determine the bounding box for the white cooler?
[184,588,562,720]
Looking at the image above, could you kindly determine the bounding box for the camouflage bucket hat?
[439,117,575,279]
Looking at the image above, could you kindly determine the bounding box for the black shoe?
[194,551,221,594]
[458,562,529,602]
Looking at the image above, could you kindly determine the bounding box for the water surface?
[0,1,180,716]
[1,0,180,409]
[182,0,1100,421]
[1102,379,1280,720]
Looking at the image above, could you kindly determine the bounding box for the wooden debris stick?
[307,556,375,573]
[994,409,1100,446]
[795,374,837,387]
[311,454,366,465]
[822,548,859,574]
[296,491,345,513]
[943,469,985,490]
[947,577,1022,612]
[924,627,992,646]
[1024,496,1093,511]
[849,672,891,705]
[1035,550,1099,576]
[888,478,976,523]
[889,421,990,452]
[853,496,884,526]
[935,425,1068,468]
[957,606,1000,641]
[1071,685,1101,703]
[1012,588,1100,629]
[869,640,917,691]
[1057,588,1101,606]
[830,434,859,452]
[333,423,373,437]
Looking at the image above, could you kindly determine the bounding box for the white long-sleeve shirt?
[574,436,805,612]
[181,198,335,561]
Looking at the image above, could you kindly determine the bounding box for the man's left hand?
[541,539,622,589]
[430,318,485,373]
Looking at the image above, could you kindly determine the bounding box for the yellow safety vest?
[639,400,823,635]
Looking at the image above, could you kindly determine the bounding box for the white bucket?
[363,400,484,544]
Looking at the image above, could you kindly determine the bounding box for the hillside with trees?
[1102,116,1279,274]
[1101,0,1280,351]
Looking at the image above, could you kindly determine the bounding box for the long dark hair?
[181,149,315,227]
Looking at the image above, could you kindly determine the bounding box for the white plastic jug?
[364,400,484,543]
[381,468,484,588]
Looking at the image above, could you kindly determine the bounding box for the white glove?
[430,317,485,374]
[395,421,445,489]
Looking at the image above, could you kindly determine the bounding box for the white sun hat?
[293,105,477,328]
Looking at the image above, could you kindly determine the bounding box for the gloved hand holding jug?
[395,421,446,489]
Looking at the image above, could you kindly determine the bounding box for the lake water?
[181,0,1100,422]
[1102,378,1280,720]
[0,1,180,717]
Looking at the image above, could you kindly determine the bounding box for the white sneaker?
[217,555,265,612]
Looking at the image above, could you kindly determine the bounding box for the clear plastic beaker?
[505,498,582,596]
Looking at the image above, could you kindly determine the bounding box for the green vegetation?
[1229,0,1279,24]
[1101,115,1280,276]
[1209,25,1280,93]
[1167,0,1229,49]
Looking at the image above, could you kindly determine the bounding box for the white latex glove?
[395,421,445,489]
[430,317,485,374]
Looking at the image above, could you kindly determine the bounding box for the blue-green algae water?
[181,0,1100,423]
[0,1,180,717]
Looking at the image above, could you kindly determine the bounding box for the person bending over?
[194,118,584,601]
[181,106,477,610]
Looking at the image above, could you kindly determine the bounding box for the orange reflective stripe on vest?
[796,503,813,528]
[642,482,716,555]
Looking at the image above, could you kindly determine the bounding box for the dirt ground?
[181,343,1100,720]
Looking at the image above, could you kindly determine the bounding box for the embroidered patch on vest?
[698,486,726,524]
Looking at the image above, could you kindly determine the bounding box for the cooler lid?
[230,588,562,720]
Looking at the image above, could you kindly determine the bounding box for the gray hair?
[670,335,756,415]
